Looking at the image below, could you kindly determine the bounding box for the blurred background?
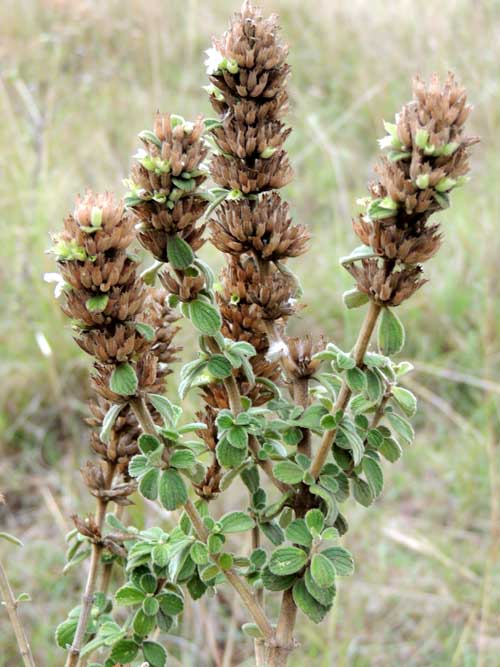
[0,0,499,665]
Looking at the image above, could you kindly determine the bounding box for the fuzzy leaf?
[343,288,370,309]
[379,436,403,462]
[285,519,312,548]
[143,641,167,667]
[352,477,374,506]
[133,609,156,636]
[227,425,248,449]
[188,299,222,336]
[190,541,209,565]
[261,566,296,591]
[114,584,145,606]
[216,438,247,468]
[391,386,417,417]
[135,322,155,341]
[167,235,195,269]
[55,618,78,649]
[378,308,405,355]
[322,546,354,576]
[387,412,415,445]
[220,511,255,534]
[110,638,139,663]
[292,578,331,624]
[207,354,233,379]
[273,461,304,485]
[138,468,160,501]
[304,567,336,607]
[311,553,336,589]
[362,457,384,497]
[159,468,188,511]
[158,591,184,616]
[85,293,108,313]
[109,363,138,397]
[345,367,367,393]
[169,449,196,469]
[269,546,308,576]
[305,509,325,536]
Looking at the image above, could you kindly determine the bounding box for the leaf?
[207,354,233,379]
[292,578,331,624]
[85,293,109,313]
[142,597,159,616]
[387,412,415,445]
[158,591,184,615]
[377,307,405,355]
[365,368,384,402]
[109,363,138,397]
[273,461,304,485]
[242,623,263,639]
[340,245,377,266]
[227,425,248,449]
[345,367,367,393]
[159,468,188,511]
[138,433,161,454]
[285,519,312,548]
[391,386,417,417]
[269,546,308,576]
[352,477,374,507]
[216,438,247,468]
[110,638,140,663]
[188,299,222,336]
[114,584,145,606]
[220,511,255,534]
[322,546,355,576]
[167,234,195,269]
[379,436,403,462]
[132,608,156,637]
[336,421,364,465]
[261,566,296,591]
[151,544,169,568]
[128,454,149,478]
[55,618,78,649]
[139,468,160,501]
[336,351,356,370]
[311,553,336,589]
[99,403,125,444]
[135,322,155,341]
[304,567,336,607]
[362,457,384,497]
[190,541,209,565]
[295,404,329,429]
[259,520,284,546]
[143,640,167,667]
[0,532,23,547]
[170,449,196,469]
[343,288,370,309]
[305,509,325,536]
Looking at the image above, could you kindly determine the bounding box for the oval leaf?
[109,362,138,396]
[188,299,222,336]
[269,546,308,576]
[377,307,405,355]
[159,468,188,511]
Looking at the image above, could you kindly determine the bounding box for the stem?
[0,558,36,667]
[310,301,382,479]
[129,395,274,642]
[294,378,311,457]
[267,588,297,667]
[65,462,116,667]
[99,504,125,594]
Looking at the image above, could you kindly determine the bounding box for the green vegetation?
[0,1,499,666]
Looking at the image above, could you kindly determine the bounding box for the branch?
[129,395,274,642]
[0,558,36,667]
[310,301,382,479]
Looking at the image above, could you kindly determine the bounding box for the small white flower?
[205,48,225,75]
[266,339,289,363]
[44,272,67,298]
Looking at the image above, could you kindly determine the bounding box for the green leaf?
[170,449,196,469]
[110,639,139,663]
[109,363,138,397]
[391,386,417,417]
[336,351,356,370]
[292,578,331,624]
[343,288,370,309]
[322,547,354,576]
[285,519,312,548]
[340,245,377,266]
[273,461,304,485]
[387,412,415,445]
[158,591,184,615]
[151,544,169,568]
[216,438,247,468]
[149,393,182,427]
[304,567,336,607]
[139,468,160,501]
[188,299,222,336]
[55,618,78,649]
[133,608,156,637]
[269,546,308,576]
[143,641,167,667]
[190,541,209,565]
[336,421,364,465]
[135,322,155,341]
[85,293,109,313]
[220,511,255,534]
[305,509,324,536]
[352,477,374,506]
[362,457,384,497]
[241,623,264,639]
[379,437,403,462]
[345,367,367,393]
[142,597,159,616]
[295,404,329,429]
[207,354,233,379]
[311,553,336,589]
[261,567,296,591]
[138,433,161,454]
[365,368,384,403]
[0,532,23,547]
[167,235,195,269]
[227,425,248,449]
[159,468,188,511]
[377,308,405,355]
[99,403,125,444]
[128,454,149,478]
[114,584,145,606]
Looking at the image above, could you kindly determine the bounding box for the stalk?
[0,559,36,667]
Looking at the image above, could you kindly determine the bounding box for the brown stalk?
[0,558,36,667]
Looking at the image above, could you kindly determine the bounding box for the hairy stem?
[0,558,36,667]
[310,301,382,479]
[65,462,116,667]
[129,394,274,642]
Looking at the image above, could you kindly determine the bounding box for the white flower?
[266,339,289,363]
[204,48,225,75]
[44,272,67,298]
